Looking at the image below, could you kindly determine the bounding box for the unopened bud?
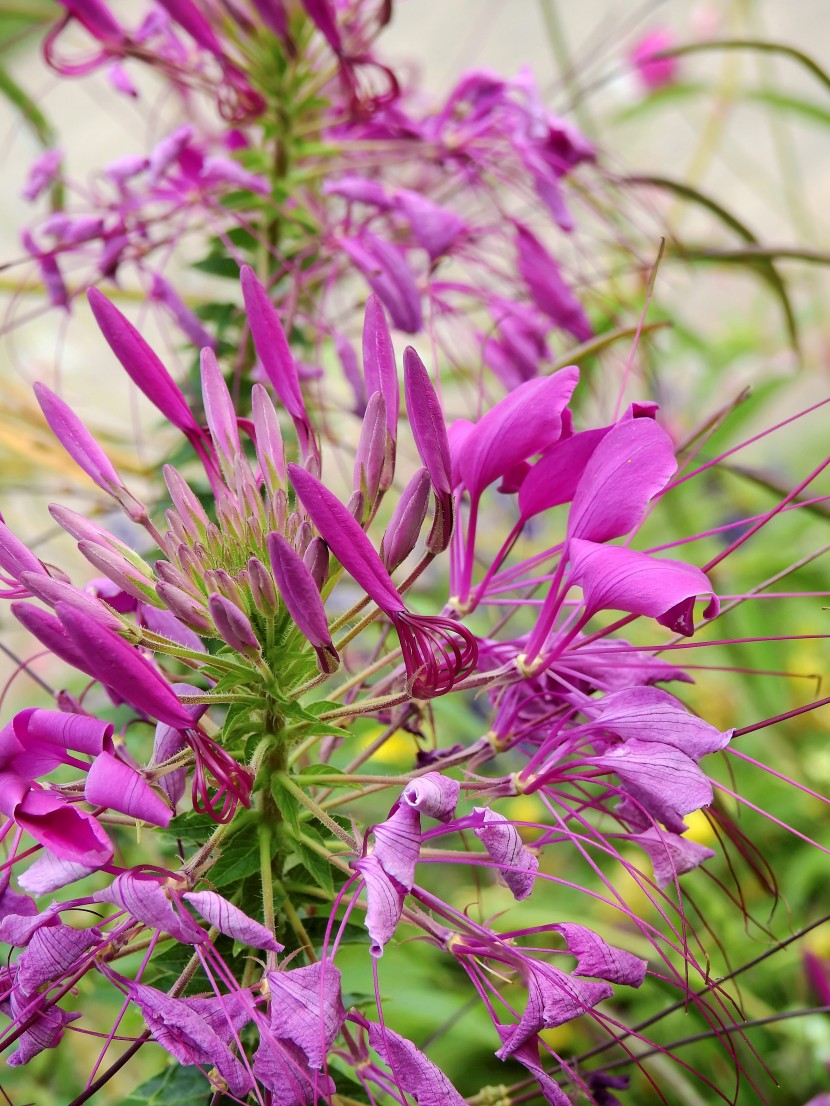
[248,557,277,614]
[208,593,262,660]
[303,538,329,592]
[78,541,164,608]
[157,583,213,634]
[381,467,431,571]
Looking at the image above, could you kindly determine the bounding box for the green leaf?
[624,175,800,355]
[123,1062,234,1105]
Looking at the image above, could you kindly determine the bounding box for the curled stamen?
[187,730,253,825]
[390,612,478,699]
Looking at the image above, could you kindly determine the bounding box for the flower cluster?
[0,261,764,1104]
[19,0,601,398]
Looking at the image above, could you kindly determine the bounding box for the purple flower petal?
[494,1025,572,1105]
[518,428,608,521]
[567,418,677,543]
[33,382,122,493]
[341,234,422,334]
[56,603,195,728]
[371,804,421,890]
[184,890,283,953]
[552,923,647,986]
[241,266,307,428]
[353,854,403,956]
[515,224,592,342]
[367,1022,467,1106]
[94,871,205,943]
[473,807,538,900]
[569,539,718,635]
[200,347,240,476]
[128,981,252,1098]
[394,188,466,259]
[381,467,431,572]
[585,687,731,760]
[402,772,460,823]
[17,923,99,994]
[267,532,334,657]
[628,828,716,888]
[497,960,613,1059]
[403,346,452,497]
[18,852,98,895]
[265,960,345,1068]
[253,1036,335,1102]
[85,751,172,827]
[456,368,579,503]
[288,464,403,615]
[593,739,713,833]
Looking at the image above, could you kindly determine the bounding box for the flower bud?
[381,467,430,571]
[208,593,262,660]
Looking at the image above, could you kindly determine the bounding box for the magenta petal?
[16,707,112,755]
[15,789,112,867]
[94,872,205,943]
[253,1037,335,1102]
[267,532,332,650]
[56,603,194,728]
[367,1022,467,1106]
[128,981,252,1098]
[184,890,283,953]
[401,772,459,823]
[515,224,592,342]
[567,418,677,543]
[288,464,403,614]
[473,807,538,900]
[371,804,421,890]
[85,751,172,827]
[18,853,99,895]
[518,427,608,521]
[493,1025,571,1106]
[394,189,466,259]
[6,993,79,1066]
[87,288,200,435]
[497,961,612,1059]
[33,382,122,493]
[353,854,403,956]
[552,923,647,986]
[403,347,452,496]
[265,960,345,1069]
[341,234,422,334]
[17,923,99,994]
[628,827,716,888]
[241,266,307,426]
[594,739,713,833]
[569,539,717,633]
[458,368,579,502]
[585,687,731,760]
[353,391,387,506]
[362,296,399,439]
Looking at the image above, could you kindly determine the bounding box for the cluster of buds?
[0,251,791,1104]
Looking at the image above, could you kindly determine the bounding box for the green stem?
[276,772,358,849]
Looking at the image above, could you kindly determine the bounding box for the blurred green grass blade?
[0,65,54,145]
[625,175,800,356]
[652,38,830,98]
